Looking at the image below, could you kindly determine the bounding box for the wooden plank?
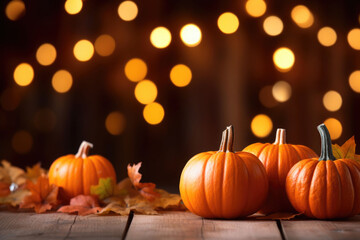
[281,215,360,240]
[126,211,282,240]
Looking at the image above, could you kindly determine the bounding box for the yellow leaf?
[90,178,114,200]
[98,201,130,216]
[0,189,30,207]
[0,160,26,186]
[341,136,356,159]
[332,144,344,159]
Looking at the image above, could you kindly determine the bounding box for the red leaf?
[0,182,10,197]
[58,195,102,216]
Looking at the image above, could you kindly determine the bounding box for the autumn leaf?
[0,188,30,206]
[0,182,10,197]
[332,136,358,160]
[90,178,115,200]
[0,160,26,186]
[58,195,102,216]
[256,212,303,220]
[25,163,46,182]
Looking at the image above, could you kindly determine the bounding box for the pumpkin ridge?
[86,157,98,195]
[66,156,76,197]
[236,154,249,216]
[334,160,353,218]
[341,159,360,216]
[325,160,341,218]
[202,154,217,217]
[310,161,327,218]
[302,160,317,218]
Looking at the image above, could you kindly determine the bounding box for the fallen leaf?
[90,178,115,200]
[98,201,130,216]
[58,195,102,216]
[256,212,303,220]
[0,188,30,206]
[25,163,46,182]
[0,182,10,197]
[0,160,26,186]
[332,136,356,160]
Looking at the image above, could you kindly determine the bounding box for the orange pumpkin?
[243,128,317,214]
[179,126,268,219]
[286,124,360,219]
[48,141,116,198]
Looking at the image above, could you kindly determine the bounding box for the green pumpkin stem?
[274,128,286,145]
[219,129,228,152]
[317,124,336,161]
[226,125,234,152]
[75,141,93,159]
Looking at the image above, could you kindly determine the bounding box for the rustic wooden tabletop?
[0,211,359,240]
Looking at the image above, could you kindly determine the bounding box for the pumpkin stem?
[219,129,228,152]
[75,141,93,159]
[226,125,234,152]
[273,128,286,145]
[317,124,336,161]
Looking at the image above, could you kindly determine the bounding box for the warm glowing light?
[180,24,202,47]
[105,111,126,135]
[251,114,273,138]
[5,0,25,21]
[118,1,138,21]
[273,47,295,72]
[170,64,192,87]
[324,118,342,140]
[64,0,83,15]
[134,80,157,104]
[259,86,278,108]
[349,70,360,93]
[12,130,33,154]
[1,88,21,111]
[150,27,172,49]
[33,108,56,132]
[217,12,239,34]
[323,90,342,112]
[347,28,360,50]
[124,58,147,82]
[95,34,115,57]
[272,81,292,102]
[73,40,94,62]
[245,0,266,18]
[263,16,283,36]
[317,27,337,47]
[52,70,73,93]
[143,102,165,125]
[13,63,34,87]
[36,43,57,66]
[291,5,314,28]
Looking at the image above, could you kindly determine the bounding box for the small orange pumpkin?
[179,126,268,219]
[243,128,317,214]
[48,141,116,198]
[286,124,360,219]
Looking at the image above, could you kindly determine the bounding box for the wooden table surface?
[1,211,360,240]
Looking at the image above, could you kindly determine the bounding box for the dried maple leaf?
[98,201,130,216]
[0,182,10,197]
[19,175,59,213]
[90,178,115,200]
[332,136,358,160]
[0,160,26,186]
[25,163,46,182]
[58,195,102,216]
[256,212,303,220]
[0,188,30,206]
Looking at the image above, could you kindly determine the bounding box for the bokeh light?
[180,24,202,47]
[347,28,360,50]
[291,5,314,28]
[349,70,360,93]
[52,70,73,93]
[13,63,34,87]
[317,27,337,47]
[124,58,147,82]
[1,88,21,111]
[272,81,292,102]
[150,27,172,49]
[245,0,266,18]
[323,90,342,112]
[324,118,342,140]
[95,34,116,57]
[12,130,33,154]
[33,108,57,132]
[5,0,25,21]
[134,80,157,104]
[73,39,94,62]
[118,1,138,21]
[105,111,126,135]
[259,86,278,108]
[170,64,192,87]
[143,102,165,125]
[64,0,82,15]
[263,16,283,36]
[36,43,57,66]
[217,12,239,34]
[273,47,295,72]
[251,114,273,138]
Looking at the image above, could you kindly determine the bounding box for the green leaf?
[90,178,114,200]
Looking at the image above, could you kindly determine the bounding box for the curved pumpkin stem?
[75,141,93,159]
[273,128,286,145]
[219,129,228,152]
[226,125,234,152]
[317,124,336,161]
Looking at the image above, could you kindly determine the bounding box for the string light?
[170,64,192,87]
[317,27,337,47]
[349,70,360,93]
[73,39,94,62]
[273,47,295,72]
[180,24,202,47]
[134,80,157,104]
[13,63,34,87]
[12,130,33,154]
[245,0,266,18]
[324,118,342,140]
[5,0,25,21]
[143,102,165,125]
[272,81,292,102]
[124,58,147,82]
[291,5,314,28]
[64,0,83,15]
[251,114,273,138]
[347,28,360,50]
[52,70,73,93]
[105,111,126,135]
[36,43,57,66]
[150,27,172,49]
[95,34,116,57]
[323,90,342,112]
[217,12,239,34]
[263,16,283,36]
[118,1,138,21]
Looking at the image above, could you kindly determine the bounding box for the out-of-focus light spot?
[170,64,192,87]
[245,0,266,18]
[324,118,342,140]
[143,102,164,125]
[0,88,21,111]
[118,1,138,21]
[263,16,283,36]
[14,63,34,87]
[349,70,360,93]
[272,81,292,102]
[347,28,360,50]
[134,80,157,104]
[323,90,342,112]
[52,70,73,93]
[291,5,314,28]
[95,34,115,57]
[73,39,94,62]
[36,43,57,66]
[317,27,337,47]
[150,27,172,49]
[217,12,239,34]
[33,108,56,132]
[124,58,147,82]
[12,130,33,154]
[273,47,295,72]
[180,24,202,47]
[251,114,273,138]
[105,111,126,135]
[64,0,82,15]
[259,86,278,108]
[5,0,25,21]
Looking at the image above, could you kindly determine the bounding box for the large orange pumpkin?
[243,128,317,214]
[286,124,360,219]
[179,126,268,219]
[48,141,116,198]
